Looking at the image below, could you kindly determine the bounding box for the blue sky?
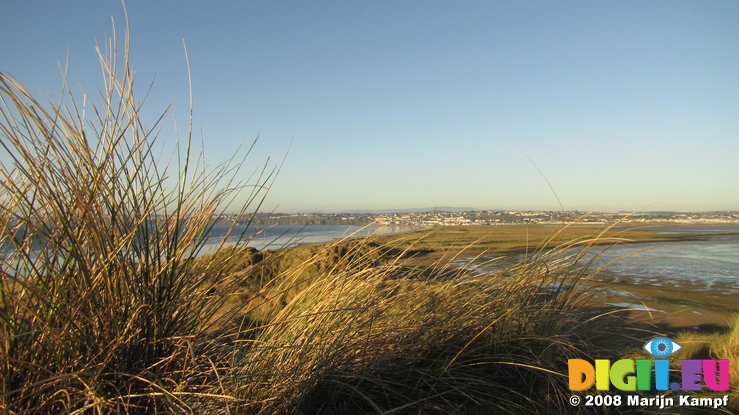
[2,1,738,212]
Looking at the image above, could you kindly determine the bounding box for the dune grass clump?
[0,24,272,413]
[676,314,738,397]
[224,235,635,414]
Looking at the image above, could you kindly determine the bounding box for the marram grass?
[0,18,272,413]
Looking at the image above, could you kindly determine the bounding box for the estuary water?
[586,226,739,292]
[199,224,415,254]
[0,224,415,259]
[454,225,739,294]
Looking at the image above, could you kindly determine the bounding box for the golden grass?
[676,313,738,396]
[0,14,273,413]
[201,231,643,414]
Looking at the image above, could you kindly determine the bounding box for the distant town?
[232,210,739,227]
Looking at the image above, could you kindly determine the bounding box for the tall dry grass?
[0,18,273,413]
[676,313,738,399]
[222,234,636,415]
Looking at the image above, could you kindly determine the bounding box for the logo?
[643,337,681,357]
[568,337,729,392]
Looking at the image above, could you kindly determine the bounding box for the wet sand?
[368,225,738,333]
[584,274,737,333]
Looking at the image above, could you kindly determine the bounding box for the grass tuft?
[0,15,272,413]
[222,234,638,414]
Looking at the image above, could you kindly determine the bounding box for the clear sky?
[2,1,738,212]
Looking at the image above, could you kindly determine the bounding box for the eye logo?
[569,336,729,392]
[643,337,682,357]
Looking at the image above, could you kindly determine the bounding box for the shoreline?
[366,224,738,264]
[255,224,738,333]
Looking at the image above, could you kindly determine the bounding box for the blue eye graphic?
[643,337,682,357]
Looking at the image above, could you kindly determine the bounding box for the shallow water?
[454,225,739,294]
[199,224,416,254]
[1,224,416,260]
[584,234,739,292]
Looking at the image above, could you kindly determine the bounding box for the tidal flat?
[213,223,737,333]
[366,224,738,333]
